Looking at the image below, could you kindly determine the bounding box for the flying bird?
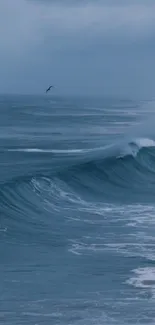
[46,85,54,93]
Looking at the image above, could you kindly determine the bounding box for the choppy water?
[1,94,155,324]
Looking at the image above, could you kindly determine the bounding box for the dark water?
[1,95,155,324]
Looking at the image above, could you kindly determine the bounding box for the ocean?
[1,94,155,324]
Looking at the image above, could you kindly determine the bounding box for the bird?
[46,85,54,93]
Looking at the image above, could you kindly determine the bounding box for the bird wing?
[46,86,54,93]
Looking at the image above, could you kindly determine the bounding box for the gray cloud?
[27,1,155,36]
[28,0,155,5]
[0,0,155,97]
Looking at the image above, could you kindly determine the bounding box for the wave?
[1,135,155,245]
[2,137,155,178]
[1,136,155,201]
[5,136,155,156]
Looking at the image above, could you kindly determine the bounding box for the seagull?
[46,85,54,93]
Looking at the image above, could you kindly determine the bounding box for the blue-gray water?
[1,95,155,324]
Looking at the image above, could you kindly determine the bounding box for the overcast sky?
[0,0,155,97]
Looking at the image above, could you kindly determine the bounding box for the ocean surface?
[1,94,155,324]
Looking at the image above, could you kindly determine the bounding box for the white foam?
[0,225,7,232]
[133,138,155,149]
[67,203,155,259]
[127,267,155,293]
[7,148,87,154]
[118,137,155,158]
[22,312,61,317]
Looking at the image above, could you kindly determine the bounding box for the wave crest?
[1,136,155,202]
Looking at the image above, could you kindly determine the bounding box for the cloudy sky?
[0,0,155,97]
